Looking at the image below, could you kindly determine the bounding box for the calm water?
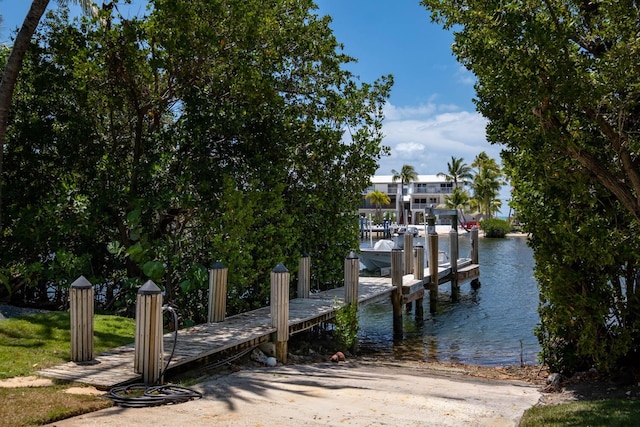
[358,234,540,366]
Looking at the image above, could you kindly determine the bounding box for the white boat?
[359,239,450,272]
[392,225,420,237]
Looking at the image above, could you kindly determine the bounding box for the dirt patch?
[64,386,106,396]
[0,376,53,388]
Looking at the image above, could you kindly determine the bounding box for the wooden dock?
[37,263,478,389]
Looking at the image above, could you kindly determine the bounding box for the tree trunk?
[0,0,50,232]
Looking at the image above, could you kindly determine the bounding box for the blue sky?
[1,1,510,205]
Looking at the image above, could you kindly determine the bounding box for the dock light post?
[270,263,290,363]
[344,251,360,306]
[297,251,310,299]
[208,262,228,323]
[135,281,164,385]
[70,276,94,363]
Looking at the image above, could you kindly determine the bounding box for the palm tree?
[391,164,418,225]
[471,152,505,218]
[444,186,470,209]
[365,190,391,223]
[444,186,470,228]
[437,156,473,187]
[0,0,97,230]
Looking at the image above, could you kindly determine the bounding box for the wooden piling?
[297,251,310,299]
[208,262,228,323]
[428,233,439,314]
[450,228,459,301]
[270,263,290,363]
[134,281,164,385]
[344,252,359,306]
[471,226,479,264]
[70,276,94,363]
[414,244,425,319]
[391,247,404,338]
[403,233,413,275]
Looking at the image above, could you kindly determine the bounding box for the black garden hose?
[106,383,203,408]
[106,305,202,408]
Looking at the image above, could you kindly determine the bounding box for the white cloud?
[379,103,496,175]
[377,101,511,213]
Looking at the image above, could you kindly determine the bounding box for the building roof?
[370,175,447,184]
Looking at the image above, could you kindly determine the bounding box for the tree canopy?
[1,1,392,323]
[422,0,640,372]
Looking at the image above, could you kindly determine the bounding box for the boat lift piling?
[391,246,404,338]
[414,244,425,320]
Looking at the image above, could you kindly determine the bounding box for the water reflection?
[358,235,540,366]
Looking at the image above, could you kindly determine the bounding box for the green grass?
[0,384,113,427]
[0,311,135,426]
[520,399,640,426]
[0,311,135,379]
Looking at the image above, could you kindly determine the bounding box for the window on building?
[415,183,428,193]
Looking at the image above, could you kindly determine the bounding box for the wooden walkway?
[37,263,478,389]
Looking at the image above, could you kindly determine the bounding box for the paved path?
[46,362,541,427]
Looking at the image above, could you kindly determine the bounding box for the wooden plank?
[457,264,480,281]
[402,288,425,304]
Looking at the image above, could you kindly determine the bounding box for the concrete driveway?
[46,362,541,427]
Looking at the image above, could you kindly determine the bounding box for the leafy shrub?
[334,302,359,352]
[479,218,512,238]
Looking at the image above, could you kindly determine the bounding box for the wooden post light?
[344,251,359,306]
[208,262,228,323]
[135,281,164,385]
[297,251,310,299]
[70,276,94,363]
[270,263,290,363]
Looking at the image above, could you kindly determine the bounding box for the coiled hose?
[106,383,203,408]
[106,305,203,408]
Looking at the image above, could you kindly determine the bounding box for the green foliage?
[392,164,418,224]
[1,1,391,324]
[365,190,391,223]
[437,156,473,186]
[334,302,359,352]
[470,152,505,218]
[422,0,640,373]
[479,218,512,238]
[444,186,470,210]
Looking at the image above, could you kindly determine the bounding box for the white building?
[359,175,460,224]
